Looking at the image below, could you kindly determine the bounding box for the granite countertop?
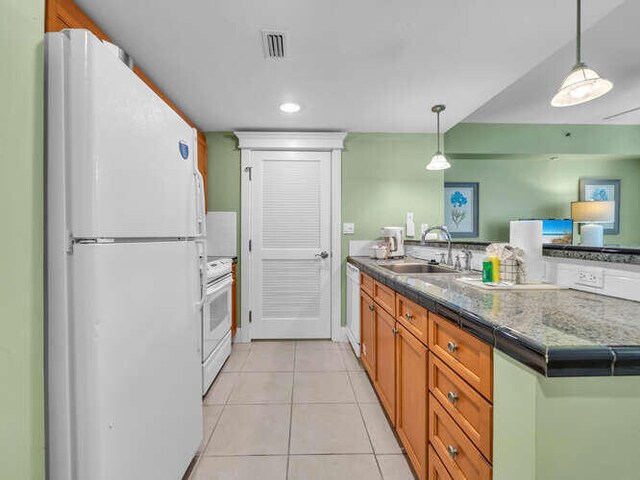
[348,255,640,377]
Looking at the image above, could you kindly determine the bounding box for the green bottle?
[482,259,493,283]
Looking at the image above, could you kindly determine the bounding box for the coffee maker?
[380,227,405,258]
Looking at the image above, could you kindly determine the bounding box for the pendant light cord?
[576,0,581,65]
[436,111,441,152]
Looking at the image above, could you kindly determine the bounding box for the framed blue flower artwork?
[444,182,479,237]
[579,178,620,234]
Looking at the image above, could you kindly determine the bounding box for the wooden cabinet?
[357,264,494,480]
[395,323,428,480]
[197,131,209,210]
[429,313,493,401]
[360,291,376,379]
[361,272,374,297]
[428,445,453,480]
[373,281,396,316]
[396,294,429,345]
[429,395,492,480]
[45,0,208,209]
[375,306,396,423]
[429,353,492,460]
[231,263,237,336]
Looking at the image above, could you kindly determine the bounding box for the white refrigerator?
[46,30,205,480]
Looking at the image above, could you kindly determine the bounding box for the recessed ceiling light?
[279,103,301,113]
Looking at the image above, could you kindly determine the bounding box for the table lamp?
[571,201,614,247]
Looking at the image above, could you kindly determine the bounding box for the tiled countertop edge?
[405,240,640,265]
[348,256,640,378]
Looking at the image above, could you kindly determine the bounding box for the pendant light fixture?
[551,0,613,107]
[426,104,451,171]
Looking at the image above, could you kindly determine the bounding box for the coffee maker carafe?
[380,227,404,258]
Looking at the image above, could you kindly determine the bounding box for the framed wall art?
[579,178,620,234]
[444,182,479,238]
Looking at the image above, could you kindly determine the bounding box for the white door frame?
[234,132,347,343]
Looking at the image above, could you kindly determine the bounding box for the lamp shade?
[426,152,451,171]
[571,201,614,223]
[551,64,613,107]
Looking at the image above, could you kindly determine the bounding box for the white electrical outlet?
[342,223,355,234]
[575,268,605,288]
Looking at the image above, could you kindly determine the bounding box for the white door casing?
[236,132,346,342]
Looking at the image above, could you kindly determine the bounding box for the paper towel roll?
[509,220,543,283]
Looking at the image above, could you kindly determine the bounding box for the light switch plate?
[342,223,355,234]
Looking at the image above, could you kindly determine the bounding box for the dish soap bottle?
[482,259,493,283]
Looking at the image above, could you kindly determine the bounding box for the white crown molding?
[234,131,347,151]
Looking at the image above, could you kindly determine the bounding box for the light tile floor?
[185,340,415,480]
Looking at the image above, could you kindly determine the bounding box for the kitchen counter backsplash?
[404,239,640,265]
[404,243,640,302]
[349,255,640,377]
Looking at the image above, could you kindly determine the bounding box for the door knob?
[315,251,329,259]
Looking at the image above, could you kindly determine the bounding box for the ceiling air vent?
[261,30,288,59]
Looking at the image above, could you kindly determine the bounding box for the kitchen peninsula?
[349,255,640,480]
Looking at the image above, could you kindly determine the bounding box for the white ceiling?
[465,1,640,125]
[76,0,626,132]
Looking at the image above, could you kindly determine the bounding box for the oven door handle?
[205,275,233,298]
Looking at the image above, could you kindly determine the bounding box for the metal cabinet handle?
[447,445,458,459]
[315,251,329,259]
[368,304,375,312]
[447,391,459,404]
[392,327,398,335]
[447,341,459,353]
[404,312,413,321]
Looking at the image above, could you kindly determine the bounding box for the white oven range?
[201,258,233,394]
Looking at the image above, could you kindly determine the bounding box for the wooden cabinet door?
[396,323,428,480]
[375,306,396,424]
[231,263,237,336]
[360,291,376,379]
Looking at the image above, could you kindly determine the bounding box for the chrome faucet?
[422,225,453,267]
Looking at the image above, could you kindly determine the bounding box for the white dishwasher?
[346,263,361,357]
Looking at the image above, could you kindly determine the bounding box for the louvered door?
[250,150,332,338]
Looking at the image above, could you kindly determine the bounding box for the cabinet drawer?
[396,294,429,345]
[428,314,493,401]
[429,353,492,460]
[428,445,453,480]
[429,395,492,480]
[361,272,374,296]
[374,281,396,316]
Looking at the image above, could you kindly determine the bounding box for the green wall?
[494,351,640,480]
[444,155,640,243]
[205,132,242,325]
[206,132,444,327]
[0,0,45,478]
[444,123,640,244]
[341,133,444,322]
[446,123,640,157]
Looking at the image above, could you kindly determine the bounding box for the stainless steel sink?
[380,263,459,274]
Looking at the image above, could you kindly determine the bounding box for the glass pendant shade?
[551,0,613,107]
[551,63,613,107]
[426,151,451,170]
[427,104,450,170]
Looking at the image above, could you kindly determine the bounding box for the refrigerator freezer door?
[58,241,202,480]
[59,30,199,238]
